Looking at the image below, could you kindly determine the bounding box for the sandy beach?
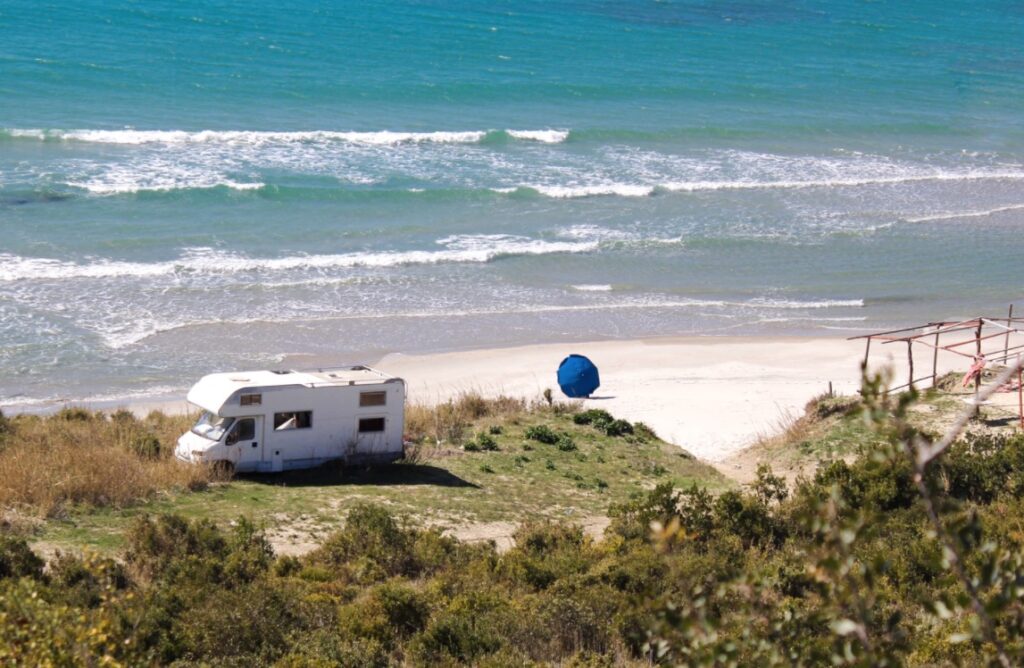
[378,335,935,462]
[63,333,981,462]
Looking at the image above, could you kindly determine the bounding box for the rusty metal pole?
[975,321,983,418]
[932,326,941,388]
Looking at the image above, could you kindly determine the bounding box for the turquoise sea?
[1,0,1023,406]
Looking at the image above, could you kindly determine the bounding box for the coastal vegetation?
[3,377,1024,665]
[1,394,723,554]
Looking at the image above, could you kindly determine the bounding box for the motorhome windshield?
[191,412,235,441]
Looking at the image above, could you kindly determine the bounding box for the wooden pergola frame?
[849,307,1024,427]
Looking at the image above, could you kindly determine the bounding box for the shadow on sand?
[237,462,479,489]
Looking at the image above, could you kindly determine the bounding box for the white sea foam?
[6,128,570,146]
[556,224,683,246]
[67,178,265,194]
[557,224,637,242]
[530,183,656,198]
[0,236,598,282]
[518,171,1024,199]
[506,129,570,143]
[902,204,1024,223]
[88,295,869,349]
[571,284,613,291]
[746,297,864,309]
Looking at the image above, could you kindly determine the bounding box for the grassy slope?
[34,409,728,555]
[722,381,1004,484]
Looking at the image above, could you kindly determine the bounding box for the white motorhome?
[175,365,405,473]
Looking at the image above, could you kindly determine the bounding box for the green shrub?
[309,504,417,580]
[631,422,658,441]
[57,407,94,422]
[174,581,301,663]
[573,410,613,427]
[128,433,162,459]
[574,410,633,437]
[603,419,634,437]
[941,432,1024,502]
[525,425,559,444]
[276,634,389,668]
[477,432,499,451]
[0,535,44,580]
[48,553,129,608]
[556,434,577,452]
[409,591,511,664]
[124,514,271,587]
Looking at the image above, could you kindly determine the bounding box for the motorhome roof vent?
[270,370,293,375]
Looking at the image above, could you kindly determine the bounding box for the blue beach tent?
[557,354,600,398]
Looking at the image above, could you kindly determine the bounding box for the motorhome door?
[225,415,264,470]
[356,416,387,458]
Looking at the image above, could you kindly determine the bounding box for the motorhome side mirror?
[226,432,239,446]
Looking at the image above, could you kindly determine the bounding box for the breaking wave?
[0,235,598,281]
[2,127,570,146]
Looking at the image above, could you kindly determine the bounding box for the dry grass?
[0,408,210,517]
[403,391,529,445]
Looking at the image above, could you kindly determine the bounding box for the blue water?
[1,0,1023,406]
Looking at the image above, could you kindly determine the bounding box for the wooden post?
[863,338,872,367]
[907,340,915,390]
[932,326,941,388]
[975,321,983,417]
[1005,304,1014,361]
[1019,360,1023,430]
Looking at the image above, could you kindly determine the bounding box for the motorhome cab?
[175,366,405,473]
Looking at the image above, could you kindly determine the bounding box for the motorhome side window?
[359,391,386,407]
[240,393,261,406]
[274,411,312,431]
[227,418,255,444]
[359,417,385,433]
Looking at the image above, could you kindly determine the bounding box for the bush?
[124,514,272,587]
[128,433,162,459]
[572,410,633,437]
[476,432,500,451]
[603,419,634,438]
[409,591,512,664]
[174,581,301,663]
[525,425,559,444]
[57,407,93,422]
[48,553,129,608]
[0,535,43,580]
[940,432,1024,502]
[573,410,613,427]
[556,434,578,452]
[309,504,418,581]
[631,422,658,441]
[277,633,389,668]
